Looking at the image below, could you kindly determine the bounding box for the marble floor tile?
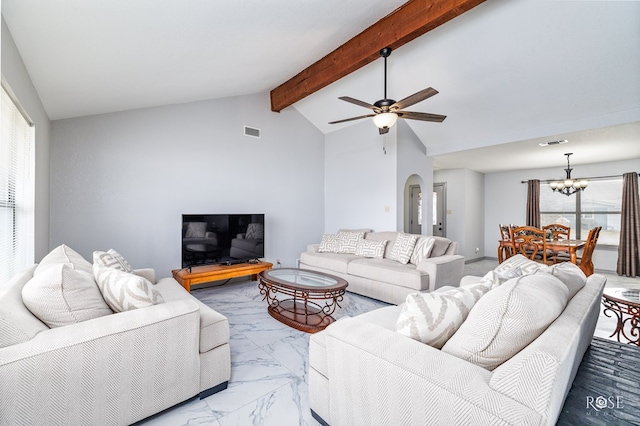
[146,261,638,425]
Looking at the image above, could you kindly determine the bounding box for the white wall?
[484,158,640,272]
[433,168,485,260]
[1,17,52,261]
[49,93,324,276]
[324,120,398,232]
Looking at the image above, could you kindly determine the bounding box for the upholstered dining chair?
[510,225,547,264]
[554,226,602,276]
[497,224,516,263]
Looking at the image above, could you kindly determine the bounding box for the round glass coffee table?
[602,288,640,346]
[258,268,348,333]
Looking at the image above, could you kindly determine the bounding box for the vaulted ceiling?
[3,0,639,172]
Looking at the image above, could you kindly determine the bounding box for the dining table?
[545,239,586,264]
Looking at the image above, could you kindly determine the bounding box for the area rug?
[557,337,640,425]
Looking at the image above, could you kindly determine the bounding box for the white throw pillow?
[410,237,435,265]
[93,249,134,273]
[441,270,569,370]
[22,263,112,328]
[540,262,586,299]
[93,264,164,312]
[336,231,365,254]
[35,244,93,276]
[481,254,545,288]
[387,233,419,264]
[318,234,340,253]
[395,284,490,348]
[354,239,387,259]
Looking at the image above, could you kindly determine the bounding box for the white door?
[433,183,446,237]
[409,185,422,234]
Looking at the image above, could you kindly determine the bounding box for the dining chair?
[497,224,516,263]
[509,226,547,264]
[543,224,571,263]
[558,226,601,276]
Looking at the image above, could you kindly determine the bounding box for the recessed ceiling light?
[539,139,569,147]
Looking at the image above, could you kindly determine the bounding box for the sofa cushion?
[395,284,490,348]
[364,232,399,258]
[22,263,113,328]
[318,233,340,253]
[93,249,134,273]
[300,251,359,274]
[154,278,230,353]
[347,258,428,291]
[337,231,365,254]
[354,239,387,259]
[410,236,435,265]
[387,233,418,264]
[0,265,49,348]
[93,264,164,312]
[34,244,93,276]
[541,262,586,299]
[430,237,453,258]
[441,270,569,370]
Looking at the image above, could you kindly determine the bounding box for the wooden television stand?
[172,261,273,292]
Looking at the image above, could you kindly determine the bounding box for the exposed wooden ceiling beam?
[270,0,485,112]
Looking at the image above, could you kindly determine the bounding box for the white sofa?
[300,231,465,305]
[0,246,230,426]
[309,261,606,426]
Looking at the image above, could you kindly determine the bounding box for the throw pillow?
[395,284,490,348]
[318,233,340,253]
[22,263,112,328]
[441,271,569,370]
[337,231,365,254]
[34,244,93,276]
[354,239,387,259]
[93,264,164,312]
[245,223,264,239]
[388,233,418,264]
[410,237,436,265]
[541,262,586,299]
[93,249,134,273]
[185,222,207,238]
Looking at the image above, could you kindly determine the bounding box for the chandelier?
[549,153,588,196]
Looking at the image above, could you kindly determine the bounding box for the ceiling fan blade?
[339,96,378,111]
[391,87,439,111]
[379,127,390,135]
[398,111,447,122]
[328,114,375,125]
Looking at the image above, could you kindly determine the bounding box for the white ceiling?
[3,0,640,173]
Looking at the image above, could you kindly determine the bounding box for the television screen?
[182,214,264,267]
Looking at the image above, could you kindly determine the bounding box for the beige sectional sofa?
[309,258,606,426]
[0,245,230,426]
[300,231,465,305]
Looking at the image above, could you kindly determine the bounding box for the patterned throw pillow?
[93,249,134,273]
[354,239,388,259]
[410,237,436,265]
[388,233,419,264]
[185,222,207,238]
[395,284,490,348]
[245,223,264,239]
[441,271,569,370]
[22,263,112,328]
[337,231,365,254]
[93,264,164,312]
[318,234,340,253]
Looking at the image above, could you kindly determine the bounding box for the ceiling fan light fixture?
[373,112,398,129]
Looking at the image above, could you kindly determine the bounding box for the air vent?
[539,139,568,147]
[244,126,261,139]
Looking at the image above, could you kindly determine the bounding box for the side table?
[601,288,640,346]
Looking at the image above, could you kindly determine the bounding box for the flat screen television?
[182,214,265,267]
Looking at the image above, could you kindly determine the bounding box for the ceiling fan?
[328,47,446,135]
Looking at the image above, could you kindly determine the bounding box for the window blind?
[1,84,35,284]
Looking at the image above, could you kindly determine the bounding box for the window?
[540,178,622,245]
[1,83,35,284]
